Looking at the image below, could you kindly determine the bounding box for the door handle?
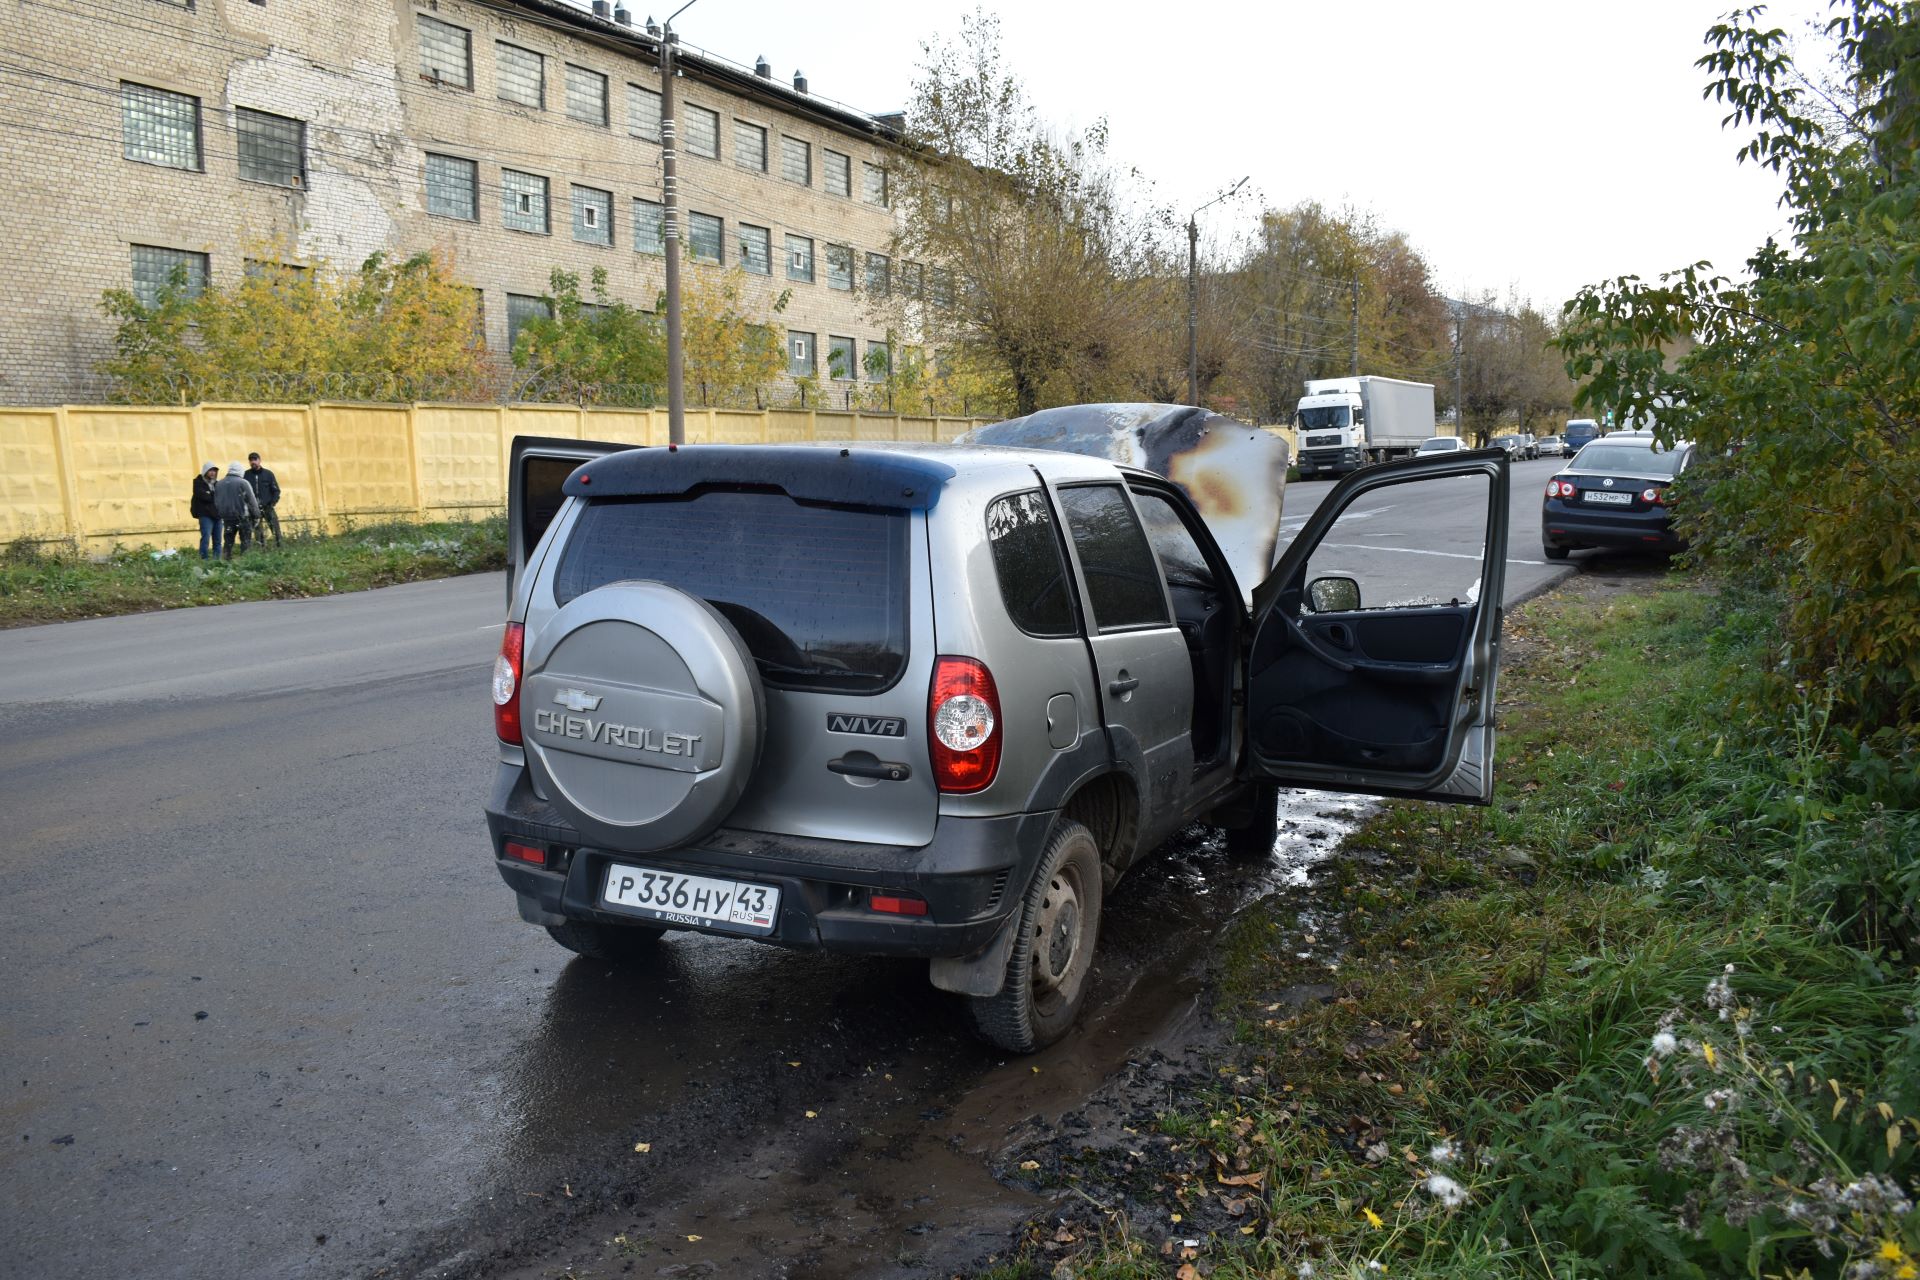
[1108,674,1140,696]
[828,756,912,782]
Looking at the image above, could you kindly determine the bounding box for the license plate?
[1584,490,1633,505]
[602,863,779,933]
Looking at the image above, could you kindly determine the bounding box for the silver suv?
[487,405,1510,1050]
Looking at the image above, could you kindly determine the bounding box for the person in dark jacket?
[214,462,260,560]
[190,462,221,560]
[245,451,282,548]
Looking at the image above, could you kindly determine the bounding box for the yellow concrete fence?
[0,403,991,551]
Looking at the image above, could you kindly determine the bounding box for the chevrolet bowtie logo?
[552,688,603,713]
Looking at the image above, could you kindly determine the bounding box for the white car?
[1418,436,1467,454]
[1537,435,1567,458]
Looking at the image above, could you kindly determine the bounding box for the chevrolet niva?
[486,404,1511,1051]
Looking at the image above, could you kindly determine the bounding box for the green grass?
[0,513,506,626]
[1009,579,1920,1279]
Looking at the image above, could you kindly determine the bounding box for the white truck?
[1293,376,1438,478]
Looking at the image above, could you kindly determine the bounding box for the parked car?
[1563,418,1601,453]
[1518,433,1540,459]
[1417,435,1467,454]
[1536,435,1567,458]
[1490,434,1528,460]
[489,406,1512,1052]
[1542,436,1694,560]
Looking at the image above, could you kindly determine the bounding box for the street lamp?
[1187,175,1247,406]
[654,0,700,444]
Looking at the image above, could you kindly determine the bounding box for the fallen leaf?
[1052,1225,1076,1243]
[1216,1169,1266,1188]
[685,1234,703,1243]
[787,1061,801,1067]
[1170,1212,1182,1223]
[634,1142,651,1153]
[1239,1225,1256,1235]
[805,1110,818,1119]
[563,1183,573,1198]
[1176,1266,1200,1280]
[1019,1160,1041,1171]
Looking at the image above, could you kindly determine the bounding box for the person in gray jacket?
[214,462,260,560]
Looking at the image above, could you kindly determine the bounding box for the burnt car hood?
[961,403,1290,607]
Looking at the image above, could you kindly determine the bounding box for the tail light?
[1548,478,1577,498]
[929,656,1001,793]
[1641,487,1662,504]
[493,622,524,744]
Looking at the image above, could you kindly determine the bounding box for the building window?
[235,107,304,187]
[501,169,550,234]
[931,266,954,308]
[827,335,856,381]
[497,42,544,109]
[732,120,767,172]
[825,243,853,290]
[684,103,719,158]
[688,211,723,264]
[417,14,472,88]
[862,162,888,206]
[130,245,208,306]
[780,135,810,186]
[900,261,924,299]
[243,258,308,282]
[865,339,891,380]
[864,252,890,296]
[627,84,661,140]
[823,149,850,197]
[565,64,609,126]
[735,223,771,275]
[788,331,815,378]
[506,293,552,352]
[633,198,664,255]
[785,234,814,283]
[121,83,201,171]
[573,185,612,246]
[424,152,478,220]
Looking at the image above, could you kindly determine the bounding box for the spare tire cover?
[521,580,765,852]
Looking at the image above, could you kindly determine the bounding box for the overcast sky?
[656,0,1833,310]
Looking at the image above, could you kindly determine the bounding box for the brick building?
[0,0,925,405]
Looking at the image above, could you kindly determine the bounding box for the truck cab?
[1295,387,1366,478]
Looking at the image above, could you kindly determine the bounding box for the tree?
[511,267,665,405]
[677,269,789,407]
[1557,0,1920,733]
[1456,292,1573,440]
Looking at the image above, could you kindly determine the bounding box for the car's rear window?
[554,489,909,692]
[1570,444,1685,475]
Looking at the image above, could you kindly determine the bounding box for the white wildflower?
[1425,1173,1468,1208]
[1650,1031,1679,1057]
[1428,1140,1458,1165]
[1366,1262,1387,1273]
[1702,1088,1737,1112]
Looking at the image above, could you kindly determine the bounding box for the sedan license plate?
[1584,490,1633,505]
[603,863,779,933]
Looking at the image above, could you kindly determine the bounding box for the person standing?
[214,461,260,560]
[245,451,282,548]
[190,462,222,560]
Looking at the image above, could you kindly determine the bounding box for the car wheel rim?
[1030,863,1086,1009]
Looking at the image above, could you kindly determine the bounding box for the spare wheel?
[521,580,765,852]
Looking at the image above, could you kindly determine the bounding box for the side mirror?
[1307,575,1361,613]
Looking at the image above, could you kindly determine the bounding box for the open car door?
[506,435,636,603]
[1244,449,1509,804]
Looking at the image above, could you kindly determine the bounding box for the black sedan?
[1542,437,1693,560]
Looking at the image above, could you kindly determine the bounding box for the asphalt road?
[0,465,1580,1280]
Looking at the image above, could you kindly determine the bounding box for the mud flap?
[928,913,1019,997]
[517,893,565,927]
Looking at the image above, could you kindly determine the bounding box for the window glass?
[825,244,853,290]
[572,185,612,245]
[900,261,924,299]
[827,335,856,381]
[506,293,551,352]
[684,104,719,158]
[497,42,544,107]
[121,83,200,170]
[864,252,889,296]
[986,490,1077,637]
[424,153,478,220]
[1057,485,1169,631]
[1130,490,1215,591]
[1569,444,1688,475]
[865,340,890,380]
[555,492,910,692]
[564,64,608,125]
[733,120,767,171]
[1301,473,1489,611]
[417,15,471,88]
[862,161,888,206]
[780,135,810,185]
[738,223,771,275]
[787,331,815,378]
[688,211,723,264]
[627,84,661,139]
[235,107,303,187]
[501,169,550,234]
[785,234,814,283]
[823,149,850,196]
[130,245,208,306]
[632,199,664,255]
[930,267,954,308]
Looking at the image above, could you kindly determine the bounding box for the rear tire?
[545,918,666,961]
[1222,783,1280,859]
[967,819,1103,1053]
[1543,544,1570,561]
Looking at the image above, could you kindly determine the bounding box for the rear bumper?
[485,764,1051,958]
[1542,502,1682,551]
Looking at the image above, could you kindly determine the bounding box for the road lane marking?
[1317,542,1550,568]
[476,622,505,631]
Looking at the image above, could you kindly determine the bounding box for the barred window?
[732,120,767,172]
[121,83,200,170]
[865,339,891,379]
[565,64,608,126]
[684,103,719,158]
[864,252,889,296]
[738,223,771,275]
[823,149,850,197]
[130,244,208,306]
[862,162,888,206]
[688,211,723,264]
[780,135,810,186]
[627,84,661,139]
[827,335,856,381]
[506,292,552,352]
[572,185,612,246]
[633,198,664,255]
[417,15,472,88]
[501,169,550,233]
[235,107,304,187]
[424,152,478,220]
[825,243,853,290]
[900,260,924,299]
[497,42,544,108]
[785,234,814,283]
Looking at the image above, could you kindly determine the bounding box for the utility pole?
[1349,274,1359,377]
[1185,175,1248,406]
[650,2,700,444]
[1453,299,1466,443]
